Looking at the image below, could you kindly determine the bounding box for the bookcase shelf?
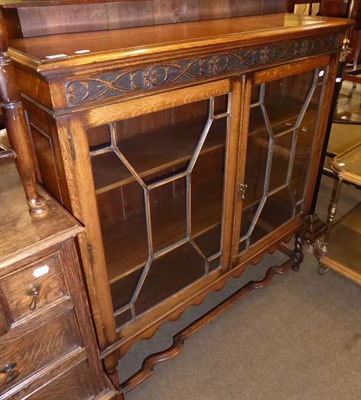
[103,176,224,284]
[91,119,227,194]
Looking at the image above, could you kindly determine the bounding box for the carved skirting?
[65,33,340,106]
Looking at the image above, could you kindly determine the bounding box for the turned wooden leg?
[104,352,120,389]
[322,178,343,254]
[0,13,48,219]
[314,177,343,274]
[292,233,304,272]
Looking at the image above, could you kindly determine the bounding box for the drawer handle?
[26,283,41,312]
[0,363,19,385]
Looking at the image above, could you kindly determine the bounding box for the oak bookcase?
[0,2,351,397]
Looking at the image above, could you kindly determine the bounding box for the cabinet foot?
[305,214,327,242]
[292,233,304,271]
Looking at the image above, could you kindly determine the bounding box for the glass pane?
[114,309,132,328]
[110,268,143,310]
[150,178,187,253]
[97,183,149,283]
[240,106,268,238]
[292,84,323,205]
[214,94,229,115]
[240,200,262,239]
[191,146,225,260]
[269,131,293,192]
[209,256,221,272]
[135,242,205,315]
[251,187,293,245]
[238,67,325,255]
[119,102,206,182]
[88,93,229,329]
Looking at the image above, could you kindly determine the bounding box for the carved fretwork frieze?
[65,33,340,106]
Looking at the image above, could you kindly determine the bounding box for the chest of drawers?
[0,160,118,400]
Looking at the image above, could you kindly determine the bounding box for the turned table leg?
[0,13,48,219]
[315,177,343,274]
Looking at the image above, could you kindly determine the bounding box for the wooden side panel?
[21,97,73,210]
[16,0,288,37]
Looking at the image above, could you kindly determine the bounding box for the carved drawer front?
[0,252,67,324]
[0,310,81,394]
[25,360,94,400]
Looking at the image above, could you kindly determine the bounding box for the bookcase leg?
[292,233,304,272]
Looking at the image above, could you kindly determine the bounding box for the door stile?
[231,76,253,264]
[220,77,243,271]
[303,54,338,213]
[56,116,117,351]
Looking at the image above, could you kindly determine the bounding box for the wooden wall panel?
[229,0,263,17]
[263,0,287,13]
[152,0,200,24]
[15,0,287,38]
[39,4,108,35]
[16,7,43,37]
[199,0,230,20]
[105,1,155,29]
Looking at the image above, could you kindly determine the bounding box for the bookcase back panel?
[12,0,287,38]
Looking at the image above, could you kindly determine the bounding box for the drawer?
[0,252,67,324]
[0,310,81,395]
[26,360,94,400]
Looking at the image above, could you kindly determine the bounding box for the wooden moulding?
[6,14,351,112]
[65,35,339,108]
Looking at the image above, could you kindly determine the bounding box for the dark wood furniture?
[315,144,361,285]
[0,1,352,397]
[0,159,118,399]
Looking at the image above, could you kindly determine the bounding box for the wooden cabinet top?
[8,13,351,74]
[0,160,82,268]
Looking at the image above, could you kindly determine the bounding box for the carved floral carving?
[65,34,340,106]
